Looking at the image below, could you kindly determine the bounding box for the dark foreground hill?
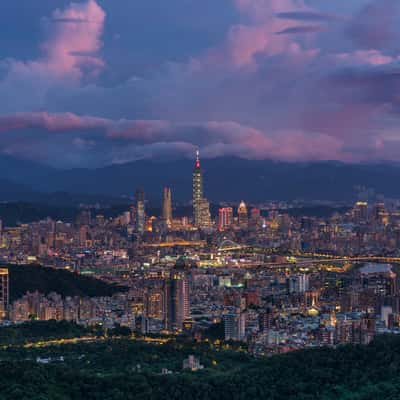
[0,328,400,399]
[5,264,128,301]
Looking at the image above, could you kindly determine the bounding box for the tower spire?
[195,149,200,169]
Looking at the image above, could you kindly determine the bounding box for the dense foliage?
[0,323,400,399]
[6,264,127,301]
[0,320,98,346]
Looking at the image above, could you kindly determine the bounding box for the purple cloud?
[0,0,399,167]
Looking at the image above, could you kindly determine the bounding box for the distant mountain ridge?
[2,154,400,202]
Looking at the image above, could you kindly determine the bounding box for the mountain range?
[1,154,400,203]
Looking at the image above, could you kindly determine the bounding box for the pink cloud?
[0,111,346,163]
[0,0,106,113]
[0,112,109,133]
[336,50,394,66]
[42,0,105,79]
[195,0,318,69]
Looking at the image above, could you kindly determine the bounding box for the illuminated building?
[287,274,309,294]
[238,201,248,228]
[183,355,204,371]
[145,288,164,320]
[250,207,262,228]
[79,226,88,247]
[360,263,396,296]
[192,150,203,221]
[0,268,9,319]
[218,207,233,231]
[224,307,246,341]
[162,187,173,227]
[136,188,146,234]
[197,198,212,228]
[164,264,190,331]
[192,151,211,228]
[373,202,389,226]
[353,202,368,223]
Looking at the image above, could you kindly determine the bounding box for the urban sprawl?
[1,153,400,355]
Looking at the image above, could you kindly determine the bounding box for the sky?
[1,0,400,168]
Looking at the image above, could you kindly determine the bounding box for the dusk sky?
[1,0,400,167]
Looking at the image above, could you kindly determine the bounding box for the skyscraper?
[224,307,246,341]
[136,188,146,234]
[162,187,173,227]
[250,207,262,228]
[164,263,190,331]
[238,201,248,228]
[192,151,211,228]
[218,207,233,231]
[0,268,9,320]
[192,150,203,225]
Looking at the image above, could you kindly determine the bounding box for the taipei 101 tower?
[192,150,211,228]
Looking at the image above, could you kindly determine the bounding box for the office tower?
[162,187,173,227]
[193,150,203,206]
[287,274,309,294]
[360,263,396,296]
[218,207,233,231]
[79,225,88,247]
[197,198,212,228]
[250,207,262,228]
[373,202,389,226]
[192,151,211,228]
[76,210,91,226]
[353,201,368,223]
[164,266,190,331]
[136,188,146,234]
[192,150,203,226]
[0,268,9,319]
[145,287,164,320]
[122,211,131,225]
[224,307,246,341]
[238,201,248,228]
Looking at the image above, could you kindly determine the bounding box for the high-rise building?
[164,265,190,331]
[224,307,246,341]
[136,188,146,234]
[373,202,389,226]
[250,207,262,228]
[287,274,309,294]
[353,201,368,223]
[218,207,233,231]
[193,150,203,206]
[162,187,173,227]
[238,201,248,228]
[197,198,212,228]
[192,151,211,228]
[0,268,9,319]
[145,287,164,320]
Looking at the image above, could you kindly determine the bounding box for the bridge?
[142,240,206,248]
[224,255,400,270]
[217,240,248,252]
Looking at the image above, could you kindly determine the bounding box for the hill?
[0,332,399,399]
[5,264,128,301]
[3,154,400,202]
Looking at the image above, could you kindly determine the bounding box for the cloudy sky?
[1,0,400,167]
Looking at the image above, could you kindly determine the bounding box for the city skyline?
[1,2,400,398]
